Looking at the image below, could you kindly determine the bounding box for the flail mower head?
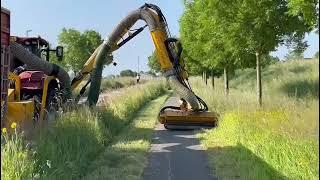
[158,97,218,130]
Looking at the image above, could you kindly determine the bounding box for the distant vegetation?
[193,59,318,179]
[147,51,161,74]
[119,69,138,77]
[73,76,147,98]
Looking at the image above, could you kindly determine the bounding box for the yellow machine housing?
[6,101,34,130]
[159,110,218,128]
[4,71,58,129]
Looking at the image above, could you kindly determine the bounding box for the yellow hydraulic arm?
[69,3,217,129]
[71,4,174,91]
[71,4,205,113]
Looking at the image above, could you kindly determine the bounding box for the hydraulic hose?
[167,75,200,110]
[87,44,112,106]
[9,42,72,98]
[87,4,201,110]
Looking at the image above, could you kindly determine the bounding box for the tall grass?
[73,77,147,96]
[192,59,319,179]
[1,80,167,179]
[1,127,35,180]
[101,77,146,90]
[82,95,169,180]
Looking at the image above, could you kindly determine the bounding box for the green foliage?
[119,69,137,77]
[198,111,318,179]
[147,51,161,73]
[73,77,146,97]
[285,50,304,60]
[287,0,319,28]
[101,77,137,90]
[48,51,68,69]
[58,28,102,72]
[146,71,157,76]
[180,0,317,73]
[314,51,319,58]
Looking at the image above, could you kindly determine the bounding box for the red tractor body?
[19,71,45,90]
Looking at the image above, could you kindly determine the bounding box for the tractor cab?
[7,36,65,122]
[9,36,64,91]
[1,7,65,129]
[10,36,63,61]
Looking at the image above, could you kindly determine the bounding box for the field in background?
[73,77,148,96]
[1,80,167,179]
[192,59,319,179]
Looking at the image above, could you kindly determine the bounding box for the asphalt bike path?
[143,97,216,180]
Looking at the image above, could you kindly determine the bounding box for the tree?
[285,50,304,60]
[180,0,317,106]
[147,51,161,73]
[180,0,250,94]
[58,28,102,73]
[146,71,156,76]
[314,51,319,58]
[48,50,68,69]
[120,69,137,77]
[287,0,319,29]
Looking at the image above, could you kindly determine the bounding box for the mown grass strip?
[82,94,169,180]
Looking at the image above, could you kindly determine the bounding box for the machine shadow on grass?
[205,144,289,180]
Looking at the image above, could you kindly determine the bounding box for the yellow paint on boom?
[151,30,173,70]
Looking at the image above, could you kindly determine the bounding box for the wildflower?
[2,128,7,134]
[11,122,17,129]
[46,160,52,168]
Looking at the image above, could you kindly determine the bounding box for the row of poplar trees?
[180,0,318,106]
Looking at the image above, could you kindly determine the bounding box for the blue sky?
[2,0,319,76]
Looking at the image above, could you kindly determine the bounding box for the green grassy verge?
[192,59,319,179]
[1,80,166,179]
[82,94,169,180]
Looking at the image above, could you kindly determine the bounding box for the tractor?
[9,36,64,121]
[1,7,65,130]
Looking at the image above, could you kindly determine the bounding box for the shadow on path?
[142,124,216,180]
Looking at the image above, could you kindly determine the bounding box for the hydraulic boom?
[71,3,218,129]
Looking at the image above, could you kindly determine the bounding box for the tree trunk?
[211,70,214,89]
[224,66,229,96]
[205,71,208,85]
[256,52,262,107]
[202,71,204,82]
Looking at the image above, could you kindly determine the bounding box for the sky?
[2,0,319,76]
